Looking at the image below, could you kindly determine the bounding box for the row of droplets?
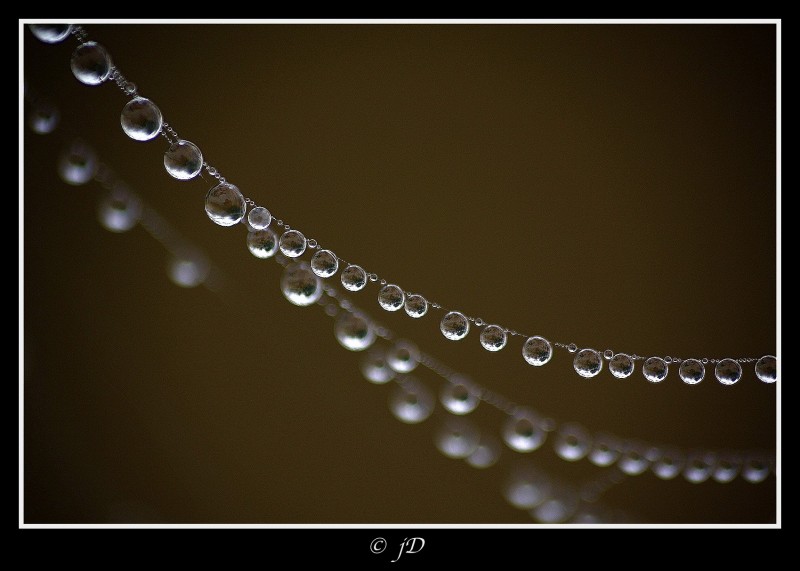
[31,23,778,388]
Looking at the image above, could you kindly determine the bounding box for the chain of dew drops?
[27,25,777,499]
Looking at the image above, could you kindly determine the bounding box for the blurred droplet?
[389,378,434,424]
[98,187,141,233]
[435,417,480,459]
[168,257,208,288]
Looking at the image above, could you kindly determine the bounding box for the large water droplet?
[280,262,322,307]
[335,311,376,351]
[164,139,203,180]
[70,42,112,85]
[440,311,469,341]
[205,182,246,226]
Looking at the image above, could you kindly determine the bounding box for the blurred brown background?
[23,23,777,523]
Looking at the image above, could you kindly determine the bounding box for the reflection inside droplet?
[588,433,621,467]
[503,409,546,452]
[554,423,591,462]
[440,376,479,415]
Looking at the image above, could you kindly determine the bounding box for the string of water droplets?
[29,22,777,390]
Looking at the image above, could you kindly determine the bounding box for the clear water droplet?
[404,294,428,318]
[98,188,141,233]
[246,228,278,259]
[440,377,479,415]
[58,139,97,185]
[683,453,716,483]
[440,311,469,340]
[755,355,776,383]
[465,435,501,469]
[567,343,578,353]
[389,378,434,424]
[642,356,668,383]
[335,311,375,351]
[378,284,405,311]
[205,182,246,226]
[360,348,395,384]
[652,449,685,480]
[168,257,208,288]
[574,348,603,378]
[29,24,72,43]
[678,358,705,385]
[522,336,552,366]
[553,423,591,461]
[742,456,770,483]
[588,432,621,467]
[310,249,338,278]
[715,358,742,385]
[70,42,112,85]
[340,264,367,291]
[279,229,307,258]
[479,325,507,351]
[120,97,162,141]
[608,353,634,378]
[503,410,546,452]
[280,262,322,307]
[386,340,419,373]
[247,206,271,230]
[712,455,742,483]
[28,100,59,134]
[435,418,480,459]
[164,139,203,180]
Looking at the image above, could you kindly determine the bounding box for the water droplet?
[608,353,634,378]
[504,467,551,509]
[503,410,546,452]
[120,97,162,141]
[465,435,501,469]
[311,249,338,278]
[678,358,705,385]
[715,358,742,385]
[440,377,479,415]
[404,294,428,318]
[588,433,621,467]
[360,348,395,384]
[386,340,419,373]
[574,348,603,378]
[522,336,552,366]
[440,311,469,340]
[755,355,776,383]
[712,455,742,483]
[98,188,141,232]
[642,356,668,383]
[279,229,307,258]
[335,311,375,351]
[28,100,59,134]
[164,139,203,180]
[280,262,322,307]
[58,139,97,185]
[389,378,434,424]
[246,228,278,259]
[742,456,771,483]
[246,206,272,230]
[479,325,507,351]
[652,449,685,480]
[204,182,246,226]
[683,452,716,483]
[378,284,405,311]
[29,24,72,43]
[553,423,591,461]
[532,488,578,523]
[70,42,112,85]
[340,264,367,291]
[567,343,578,353]
[617,443,651,475]
[168,257,207,288]
[435,418,480,459]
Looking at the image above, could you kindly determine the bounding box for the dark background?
[23,23,777,524]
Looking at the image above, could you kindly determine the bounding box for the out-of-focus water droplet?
[440,311,469,340]
[335,311,376,351]
[683,452,716,483]
[58,139,97,185]
[280,262,322,307]
[465,435,501,469]
[120,97,162,141]
[389,378,434,424]
[504,466,552,509]
[574,348,603,378]
[531,487,578,523]
[70,42,112,85]
[588,433,621,467]
[652,449,685,480]
[404,294,428,318]
[98,187,141,233]
[360,348,395,384]
[386,340,419,373]
[440,376,479,415]
[168,257,208,288]
[28,100,59,134]
[435,417,480,459]
[311,249,338,278]
[164,139,203,180]
[205,182,246,227]
[503,409,546,452]
[553,423,591,461]
[712,454,742,483]
[29,24,72,43]
[741,456,771,483]
[617,443,651,475]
